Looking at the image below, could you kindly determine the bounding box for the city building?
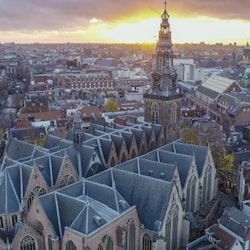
[0,2,221,250]
[243,42,250,62]
[57,69,114,92]
[187,207,250,250]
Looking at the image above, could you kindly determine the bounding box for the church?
[0,2,217,250]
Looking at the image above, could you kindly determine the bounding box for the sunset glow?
[0,1,250,45]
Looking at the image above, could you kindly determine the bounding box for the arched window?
[151,103,159,124]
[142,233,152,250]
[170,103,177,124]
[59,174,75,188]
[203,165,212,204]
[97,244,103,250]
[66,240,77,250]
[127,220,136,250]
[0,216,3,228]
[165,205,179,250]
[186,176,197,212]
[106,237,113,250]
[12,214,18,227]
[27,186,46,210]
[97,235,113,250]
[20,236,36,250]
[48,235,52,250]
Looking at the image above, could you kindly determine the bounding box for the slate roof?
[158,150,192,187]
[95,58,121,68]
[6,165,32,202]
[120,131,133,149]
[38,179,132,237]
[234,151,250,165]
[219,207,250,240]
[44,134,72,151]
[0,172,21,214]
[112,169,172,231]
[172,142,208,177]
[4,138,36,162]
[196,85,218,99]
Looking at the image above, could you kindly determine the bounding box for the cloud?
[171,0,250,20]
[0,0,249,33]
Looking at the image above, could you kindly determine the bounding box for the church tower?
[144,1,182,143]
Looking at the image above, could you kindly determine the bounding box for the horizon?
[0,1,249,46]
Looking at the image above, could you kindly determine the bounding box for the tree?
[104,100,119,112]
[105,93,116,98]
[182,127,206,145]
[216,153,234,172]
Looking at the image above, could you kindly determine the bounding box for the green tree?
[104,100,119,112]
[216,153,234,172]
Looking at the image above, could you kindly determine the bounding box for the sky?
[0,0,250,45]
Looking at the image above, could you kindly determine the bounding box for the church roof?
[0,172,21,214]
[112,169,172,231]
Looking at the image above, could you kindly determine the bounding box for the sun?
[103,18,159,44]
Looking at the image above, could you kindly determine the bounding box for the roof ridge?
[54,193,63,238]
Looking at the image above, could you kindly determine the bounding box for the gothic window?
[98,235,113,250]
[0,216,3,228]
[203,165,212,204]
[12,214,18,227]
[20,236,36,250]
[106,237,113,250]
[151,103,159,124]
[27,186,46,210]
[170,103,177,124]
[65,240,77,250]
[127,220,136,250]
[165,205,179,250]
[186,176,197,212]
[142,233,152,250]
[48,235,52,250]
[97,245,103,250]
[59,174,75,188]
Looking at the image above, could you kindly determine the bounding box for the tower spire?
[162,0,169,20]
[150,0,176,94]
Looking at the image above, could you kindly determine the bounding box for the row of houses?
[187,74,250,132]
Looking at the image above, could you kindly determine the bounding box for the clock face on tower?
[153,77,160,87]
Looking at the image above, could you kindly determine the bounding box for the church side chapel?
[0,2,217,250]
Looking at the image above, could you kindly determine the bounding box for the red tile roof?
[19,110,64,121]
[208,224,236,249]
